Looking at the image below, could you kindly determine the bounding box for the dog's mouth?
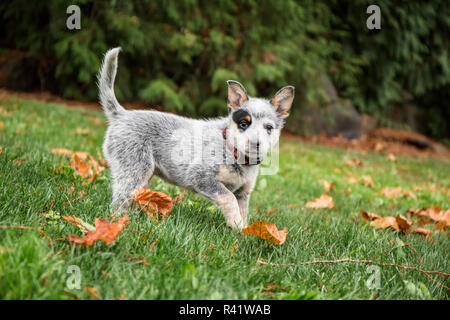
[243,151,264,165]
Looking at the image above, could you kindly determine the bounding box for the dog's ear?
[227,80,248,110]
[271,86,294,118]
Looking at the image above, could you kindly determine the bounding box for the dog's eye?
[265,124,273,134]
[239,120,249,130]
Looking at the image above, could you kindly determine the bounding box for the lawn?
[0,97,448,300]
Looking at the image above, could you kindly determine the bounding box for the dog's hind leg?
[109,157,155,214]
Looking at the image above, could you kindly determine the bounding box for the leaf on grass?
[134,189,173,217]
[62,215,95,233]
[395,214,413,233]
[379,187,417,200]
[411,228,433,239]
[51,148,73,156]
[345,159,362,166]
[407,206,450,228]
[305,193,335,209]
[263,208,277,216]
[348,176,374,187]
[64,214,129,246]
[318,180,334,192]
[242,220,287,245]
[173,191,186,205]
[84,287,100,299]
[71,153,91,179]
[76,128,90,135]
[360,211,381,222]
[370,216,399,231]
[387,153,397,162]
[0,146,3,154]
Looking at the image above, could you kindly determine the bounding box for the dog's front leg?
[197,183,244,230]
[234,189,249,228]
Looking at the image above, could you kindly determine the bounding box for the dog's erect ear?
[271,86,294,118]
[227,80,248,110]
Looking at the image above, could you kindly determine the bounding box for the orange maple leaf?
[134,189,173,217]
[242,220,287,245]
[64,214,129,246]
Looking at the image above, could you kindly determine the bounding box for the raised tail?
[98,47,126,119]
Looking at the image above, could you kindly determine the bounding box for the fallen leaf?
[51,148,73,156]
[0,121,4,130]
[370,216,399,231]
[242,220,287,245]
[402,190,417,200]
[345,159,362,167]
[319,180,334,192]
[173,191,186,205]
[411,228,433,239]
[306,194,335,209]
[76,128,90,135]
[395,214,413,233]
[408,206,450,228]
[379,186,403,198]
[62,215,95,233]
[134,189,173,217]
[348,175,374,187]
[64,214,129,246]
[0,146,3,154]
[287,204,299,208]
[13,158,26,166]
[263,208,277,216]
[84,287,100,299]
[360,211,381,222]
[89,117,103,125]
[71,153,91,179]
[387,153,397,162]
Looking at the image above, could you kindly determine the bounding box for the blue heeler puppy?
[98,48,294,230]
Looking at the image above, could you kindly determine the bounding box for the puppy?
[98,47,294,230]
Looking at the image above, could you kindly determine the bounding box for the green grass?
[0,97,449,300]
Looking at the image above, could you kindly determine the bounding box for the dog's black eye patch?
[232,109,252,131]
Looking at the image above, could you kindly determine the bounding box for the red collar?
[222,128,250,165]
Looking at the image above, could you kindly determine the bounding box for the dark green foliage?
[0,1,449,137]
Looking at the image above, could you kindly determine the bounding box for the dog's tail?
[98,47,126,120]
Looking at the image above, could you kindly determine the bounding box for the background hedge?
[1,0,449,139]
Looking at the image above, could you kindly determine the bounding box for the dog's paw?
[226,214,245,230]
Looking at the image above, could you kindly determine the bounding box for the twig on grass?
[0,225,52,247]
[256,258,450,290]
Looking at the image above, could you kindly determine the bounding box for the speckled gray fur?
[98,47,294,230]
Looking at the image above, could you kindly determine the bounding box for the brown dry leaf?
[360,211,381,222]
[263,208,278,216]
[71,153,91,179]
[333,168,342,174]
[370,216,399,231]
[345,159,362,167]
[287,204,299,208]
[64,214,129,246]
[13,158,26,166]
[395,214,413,233]
[84,287,100,299]
[134,188,173,217]
[413,186,423,192]
[51,148,73,156]
[89,117,103,125]
[411,227,433,239]
[305,193,335,209]
[0,121,4,130]
[318,180,334,192]
[173,191,186,205]
[408,206,450,228]
[402,190,417,200]
[242,220,287,245]
[348,176,374,188]
[387,153,397,162]
[76,128,90,135]
[379,186,403,198]
[0,146,3,154]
